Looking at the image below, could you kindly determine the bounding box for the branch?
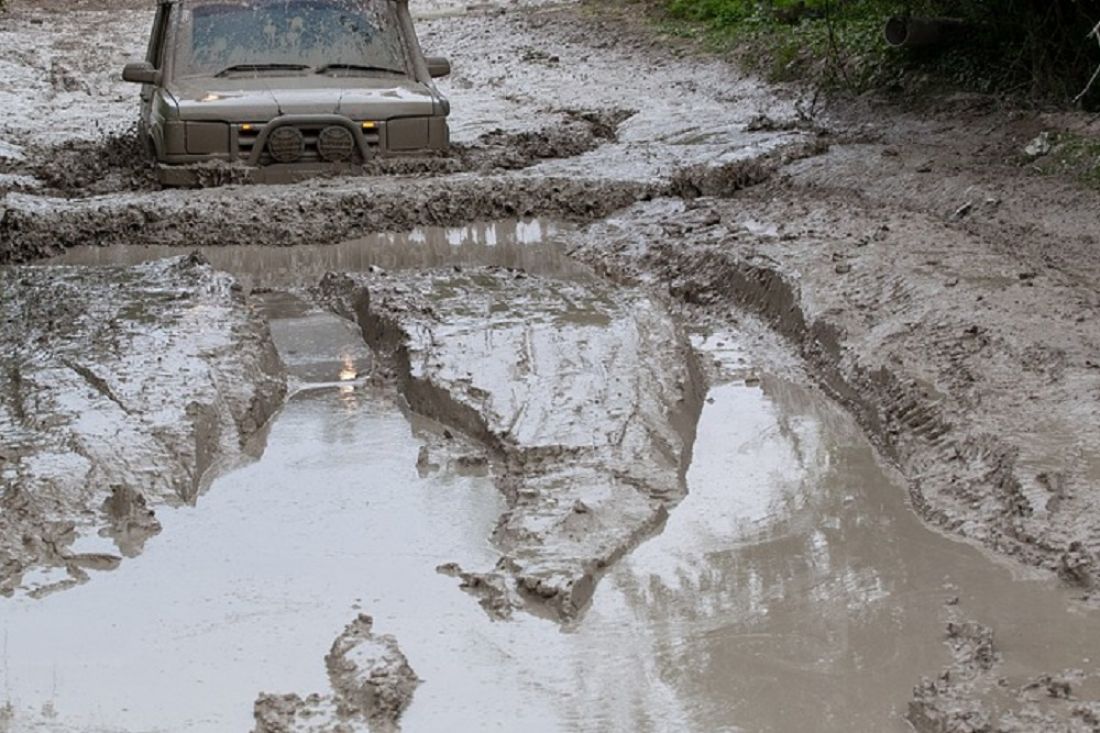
[1073,20,1100,104]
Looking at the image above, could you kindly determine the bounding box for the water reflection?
[577,376,1100,732]
[45,219,590,290]
[3,321,1098,732]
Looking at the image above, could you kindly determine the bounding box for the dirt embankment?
[0,255,286,596]
[316,267,705,620]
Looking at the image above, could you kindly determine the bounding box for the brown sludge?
[1,0,1099,730]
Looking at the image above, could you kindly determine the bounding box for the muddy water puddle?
[45,218,588,291]
[588,346,1100,731]
[3,256,1099,731]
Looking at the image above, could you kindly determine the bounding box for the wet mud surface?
[3,300,1098,732]
[572,189,1100,604]
[0,255,285,598]
[909,618,1100,732]
[317,267,704,619]
[2,0,1100,729]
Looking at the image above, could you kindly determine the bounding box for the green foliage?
[661,0,1100,106]
[1036,133,1100,189]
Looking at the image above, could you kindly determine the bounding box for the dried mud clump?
[254,615,419,733]
[317,267,704,621]
[0,255,286,596]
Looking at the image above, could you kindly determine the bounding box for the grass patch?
[1035,133,1100,189]
[655,0,1100,106]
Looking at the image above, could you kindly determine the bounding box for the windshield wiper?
[215,63,311,77]
[314,63,403,75]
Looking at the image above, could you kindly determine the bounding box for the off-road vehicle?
[122,0,451,185]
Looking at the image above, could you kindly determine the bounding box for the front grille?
[236,123,380,164]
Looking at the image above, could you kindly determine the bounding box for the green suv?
[122,0,451,185]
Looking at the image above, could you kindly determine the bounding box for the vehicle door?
[141,1,172,125]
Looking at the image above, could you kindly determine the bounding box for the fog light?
[318,126,354,162]
[267,127,304,163]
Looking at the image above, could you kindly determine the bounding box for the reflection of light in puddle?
[339,354,360,399]
[338,354,358,383]
[741,217,780,238]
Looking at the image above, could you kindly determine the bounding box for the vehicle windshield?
[175,0,408,78]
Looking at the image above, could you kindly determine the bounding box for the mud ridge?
[455,107,636,171]
[18,124,159,197]
[0,255,286,596]
[316,267,705,621]
[0,147,804,265]
[0,176,653,264]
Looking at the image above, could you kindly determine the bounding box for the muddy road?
[3,0,1100,731]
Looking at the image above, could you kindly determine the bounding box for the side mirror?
[426,56,450,79]
[122,62,161,85]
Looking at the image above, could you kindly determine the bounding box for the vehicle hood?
[169,75,438,122]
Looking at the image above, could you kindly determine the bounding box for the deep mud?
[317,267,704,619]
[0,255,285,596]
[0,0,809,263]
[2,0,1100,729]
[0,108,636,200]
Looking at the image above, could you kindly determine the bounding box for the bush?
[663,0,1100,107]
